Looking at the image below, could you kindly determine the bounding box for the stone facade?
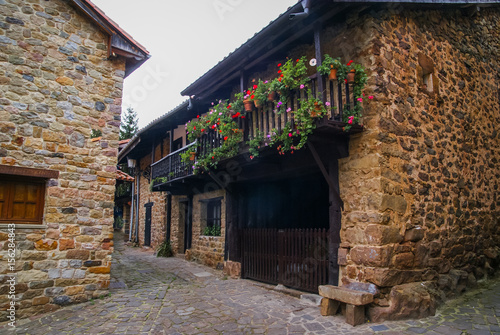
[0,0,146,321]
[186,189,226,269]
[337,7,500,320]
[135,154,167,250]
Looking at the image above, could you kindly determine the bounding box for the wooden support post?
[314,22,326,102]
[329,155,341,286]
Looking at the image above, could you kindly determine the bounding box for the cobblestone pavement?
[3,232,500,334]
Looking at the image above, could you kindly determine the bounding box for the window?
[0,176,46,225]
[202,198,221,236]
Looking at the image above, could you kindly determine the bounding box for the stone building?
[120,0,499,322]
[0,0,148,321]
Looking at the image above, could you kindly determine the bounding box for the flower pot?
[189,152,196,161]
[267,91,276,102]
[346,69,355,84]
[328,68,338,80]
[310,110,322,118]
[243,99,254,112]
[254,100,262,109]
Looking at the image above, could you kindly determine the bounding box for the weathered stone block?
[381,195,407,214]
[29,280,54,289]
[66,250,89,260]
[404,227,425,242]
[350,246,393,267]
[365,225,403,245]
[32,296,50,306]
[318,285,374,305]
[320,298,340,316]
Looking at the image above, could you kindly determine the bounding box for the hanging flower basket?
[346,69,355,84]
[189,151,196,161]
[268,91,277,102]
[243,99,254,112]
[329,68,338,80]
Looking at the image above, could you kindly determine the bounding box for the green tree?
[119,107,139,140]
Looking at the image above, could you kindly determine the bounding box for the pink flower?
[288,133,292,137]
[348,116,354,124]
[286,107,291,113]
[300,84,305,89]
[325,102,330,106]
[368,96,374,100]
[357,97,363,102]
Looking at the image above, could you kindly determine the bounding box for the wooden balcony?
[150,142,196,190]
[236,73,363,143]
[150,74,362,191]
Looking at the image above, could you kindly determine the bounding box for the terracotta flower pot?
[243,99,254,112]
[346,69,355,84]
[267,91,276,102]
[329,68,338,80]
[189,152,196,161]
[254,100,262,109]
[310,110,321,118]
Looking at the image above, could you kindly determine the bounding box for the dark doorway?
[172,138,183,152]
[144,202,153,246]
[180,197,192,252]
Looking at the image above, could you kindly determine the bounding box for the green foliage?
[115,182,131,197]
[269,88,329,154]
[90,129,102,138]
[179,55,370,170]
[203,225,221,237]
[317,55,344,76]
[247,130,265,158]
[183,101,243,173]
[119,107,139,140]
[156,240,174,257]
[114,216,123,229]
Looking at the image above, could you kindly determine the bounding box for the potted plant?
[253,79,270,108]
[317,54,344,80]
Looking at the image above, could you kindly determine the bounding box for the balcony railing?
[236,73,358,142]
[151,141,196,188]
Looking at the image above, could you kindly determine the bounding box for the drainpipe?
[135,170,140,243]
[129,181,134,241]
[289,0,310,20]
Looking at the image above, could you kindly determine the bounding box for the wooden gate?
[241,228,329,293]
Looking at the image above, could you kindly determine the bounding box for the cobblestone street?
[3,232,500,335]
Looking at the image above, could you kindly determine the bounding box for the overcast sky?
[91,0,298,128]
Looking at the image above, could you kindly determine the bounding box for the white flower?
[309,58,317,66]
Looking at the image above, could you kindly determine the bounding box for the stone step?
[318,285,374,306]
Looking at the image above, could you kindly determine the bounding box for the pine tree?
[119,107,139,140]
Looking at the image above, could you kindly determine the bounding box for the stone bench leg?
[320,298,340,316]
[345,304,365,326]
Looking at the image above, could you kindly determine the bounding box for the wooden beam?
[328,154,341,286]
[314,22,326,102]
[308,142,343,209]
[0,165,59,179]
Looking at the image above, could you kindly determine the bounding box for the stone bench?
[318,285,374,326]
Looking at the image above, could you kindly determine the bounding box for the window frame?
[200,197,223,236]
[0,175,47,225]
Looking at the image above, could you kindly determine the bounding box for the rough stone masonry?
[0,0,131,321]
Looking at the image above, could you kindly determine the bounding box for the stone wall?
[0,0,126,321]
[185,189,226,269]
[134,141,168,250]
[338,6,500,321]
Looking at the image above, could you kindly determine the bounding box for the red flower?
[227,104,231,109]
[224,136,228,141]
[296,59,299,62]
[197,115,200,118]
[219,130,222,133]
[250,94,254,100]
[212,156,214,159]
[278,78,282,82]
[278,70,282,74]
[201,128,204,132]
[278,63,281,67]
[193,126,196,130]
[246,90,251,95]
[347,60,353,66]
[344,79,347,83]
[253,85,258,90]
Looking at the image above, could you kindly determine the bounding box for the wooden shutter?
[0,176,46,224]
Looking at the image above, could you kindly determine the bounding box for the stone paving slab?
[2,232,500,334]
